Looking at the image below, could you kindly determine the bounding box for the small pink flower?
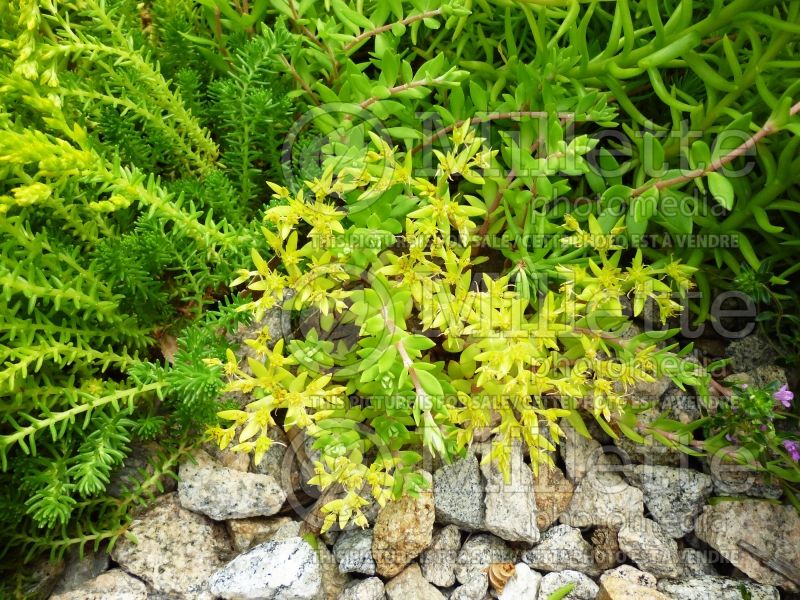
[783,440,800,462]
[774,384,794,408]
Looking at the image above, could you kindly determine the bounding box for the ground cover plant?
[1,0,799,592]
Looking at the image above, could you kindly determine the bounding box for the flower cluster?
[703,381,800,492]
[214,130,705,532]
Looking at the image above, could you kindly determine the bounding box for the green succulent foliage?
[0,0,289,570]
[0,0,798,586]
[0,295,250,570]
[271,0,800,325]
[208,25,295,205]
[130,293,254,427]
[217,127,708,532]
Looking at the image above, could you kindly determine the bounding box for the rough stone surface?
[599,565,656,588]
[709,464,783,499]
[384,564,445,600]
[337,577,385,600]
[680,548,718,576]
[657,576,780,600]
[50,569,147,600]
[618,516,682,578]
[498,563,542,600]
[538,570,599,600]
[451,571,488,600]
[560,469,644,529]
[521,524,600,576]
[746,364,789,388]
[420,525,461,587]
[208,537,321,600]
[726,335,777,372]
[454,534,518,585]
[274,520,302,540]
[598,576,671,600]
[250,427,304,496]
[111,493,229,599]
[534,465,574,530]
[559,421,612,484]
[623,464,713,537]
[318,542,351,600]
[372,474,435,577]
[629,371,672,403]
[660,383,703,423]
[203,442,250,471]
[590,527,620,570]
[334,529,376,575]
[481,444,539,544]
[226,516,294,553]
[695,501,800,591]
[51,549,110,595]
[178,450,287,520]
[433,455,485,530]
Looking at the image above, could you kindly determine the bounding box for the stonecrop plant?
[0,0,279,570]
[2,0,800,588]
[215,125,708,532]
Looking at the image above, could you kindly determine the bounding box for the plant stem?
[359,78,443,109]
[343,9,443,53]
[631,100,800,198]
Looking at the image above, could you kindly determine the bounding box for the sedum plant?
[0,0,287,569]
[214,126,707,532]
[270,0,800,326]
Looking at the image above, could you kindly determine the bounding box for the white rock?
[420,525,461,587]
[695,500,800,590]
[451,571,488,600]
[111,493,229,598]
[598,576,671,600]
[433,454,485,530]
[50,569,147,600]
[499,564,542,600]
[657,576,779,600]
[522,524,600,576]
[481,444,539,544]
[178,450,286,520]
[333,529,376,575]
[208,537,321,600]
[560,469,644,529]
[617,517,681,578]
[538,570,599,600]
[337,577,385,600]
[623,464,713,537]
[454,534,517,585]
[384,564,445,600]
[599,565,655,588]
